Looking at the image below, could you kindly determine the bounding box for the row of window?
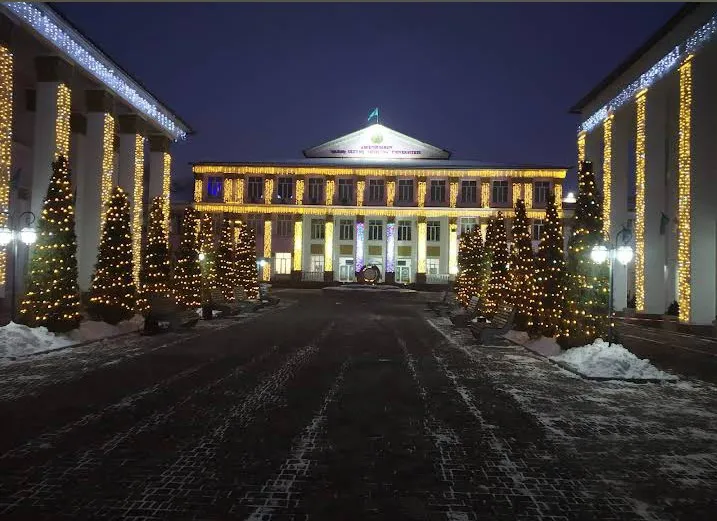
[207,177,555,206]
[270,253,444,276]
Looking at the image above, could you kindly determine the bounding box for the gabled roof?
[303,124,452,160]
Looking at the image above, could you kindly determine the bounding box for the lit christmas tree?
[484,213,510,316]
[560,161,609,347]
[18,156,81,332]
[138,196,172,309]
[216,218,235,301]
[235,221,259,300]
[198,212,217,294]
[534,194,566,337]
[87,186,137,324]
[456,227,490,309]
[173,207,202,309]
[510,199,536,331]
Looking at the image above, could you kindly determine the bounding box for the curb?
[2,328,142,361]
[547,357,679,384]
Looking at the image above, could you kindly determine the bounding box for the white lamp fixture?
[0,226,12,246]
[198,252,206,261]
[258,259,267,267]
[590,244,609,264]
[616,245,634,266]
[19,227,36,245]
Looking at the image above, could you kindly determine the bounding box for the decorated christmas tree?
[534,194,566,337]
[510,199,536,331]
[173,207,202,309]
[235,221,259,300]
[484,213,510,316]
[560,161,609,347]
[138,196,172,309]
[198,213,217,295]
[87,186,137,324]
[456,227,491,309]
[18,156,81,332]
[216,218,236,301]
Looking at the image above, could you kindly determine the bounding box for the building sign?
[304,124,450,160]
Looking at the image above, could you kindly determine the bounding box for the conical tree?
[216,218,235,301]
[18,156,81,332]
[510,199,537,331]
[534,193,567,337]
[235,221,259,300]
[484,213,510,316]
[87,186,136,324]
[198,213,217,304]
[560,161,609,347]
[173,207,202,309]
[138,196,172,310]
[456,227,491,309]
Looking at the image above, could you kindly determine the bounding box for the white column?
[118,115,145,286]
[148,134,171,240]
[584,128,602,178]
[610,108,631,311]
[689,49,717,324]
[69,114,86,196]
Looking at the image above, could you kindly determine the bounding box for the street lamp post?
[590,225,633,347]
[0,211,37,322]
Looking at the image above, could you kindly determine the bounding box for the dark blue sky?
[55,2,682,198]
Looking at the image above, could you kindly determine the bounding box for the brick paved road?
[0,290,715,520]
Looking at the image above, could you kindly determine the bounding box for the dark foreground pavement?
[0,290,715,520]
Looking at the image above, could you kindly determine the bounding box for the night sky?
[54,2,682,199]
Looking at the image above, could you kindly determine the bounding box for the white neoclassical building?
[571,3,717,325]
[0,3,191,305]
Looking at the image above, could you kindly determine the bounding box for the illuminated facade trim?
[0,45,11,287]
[356,179,365,206]
[355,221,364,271]
[293,220,302,271]
[132,134,144,287]
[677,57,692,323]
[263,177,273,205]
[417,220,427,274]
[324,220,334,272]
[263,218,272,280]
[634,90,647,312]
[386,222,395,272]
[55,83,71,160]
[99,113,114,231]
[577,131,586,163]
[162,152,171,238]
[602,114,613,236]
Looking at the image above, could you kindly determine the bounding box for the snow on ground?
[195,308,222,317]
[550,338,678,381]
[323,284,416,293]
[0,315,144,359]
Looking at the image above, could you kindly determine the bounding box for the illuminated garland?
[634,90,647,311]
[55,83,71,159]
[137,196,171,310]
[223,177,234,203]
[325,178,335,205]
[481,182,490,208]
[509,199,536,330]
[448,221,458,275]
[99,113,114,233]
[235,221,259,299]
[262,218,272,280]
[417,219,427,273]
[293,219,302,271]
[356,179,365,206]
[387,179,396,206]
[198,212,217,292]
[162,152,171,238]
[263,177,273,204]
[554,184,563,210]
[677,57,692,323]
[0,45,12,287]
[355,221,364,271]
[449,179,458,208]
[236,176,244,204]
[216,218,236,300]
[324,220,334,272]
[512,183,522,206]
[534,194,566,337]
[173,207,202,309]
[484,213,510,317]
[455,226,490,308]
[577,131,586,163]
[386,221,395,271]
[602,115,613,236]
[132,135,145,288]
[524,183,533,209]
[295,177,304,205]
[194,178,202,202]
[417,179,426,208]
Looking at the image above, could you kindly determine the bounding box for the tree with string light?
[235,221,259,300]
[173,207,202,309]
[138,196,172,310]
[216,218,236,301]
[560,161,609,347]
[456,227,491,309]
[18,156,81,332]
[87,186,137,324]
[484,213,510,316]
[534,194,566,337]
[510,199,537,331]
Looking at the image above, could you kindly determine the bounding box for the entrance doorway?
[338,258,354,282]
[396,259,411,283]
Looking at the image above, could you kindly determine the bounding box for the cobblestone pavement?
[0,290,715,520]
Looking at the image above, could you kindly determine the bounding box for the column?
[295,175,304,205]
[117,115,145,287]
[324,215,334,282]
[0,19,13,292]
[584,128,602,178]
[69,114,86,194]
[677,57,693,323]
[386,177,396,206]
[611,109,631,311]
[689,49,717,324]
[148,134,171,240]
[417,177,426,208]
[385,217,395,284]
[31,56,71,222]
[236,174,245,204]
[262,214,272,281]
[355,215,365,275]
[448,217,458,278]
[416,216,427,284]
[76,89,114,292]
[291,214,302,282]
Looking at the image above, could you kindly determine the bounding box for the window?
[277,177,293,201]
[426,258,440,275]
[308,178,323,203]
[275,252,291,275]
[427,220,441,242]
[397,220,412,241]
[460,218,477,235]
[247,214,263,236]
[460,180,477,204]
[338,178,353,203]
[430,180,446,203]
[398,179,414,203]
[534,181,550,205]
[339,219,353,241]
[368,179,385,202]
[248,177,263,202]
[207,177,222,198]
[368,219,383,241]
[492,180,509,205]
[310,255,324,272]
[311,219,325,240]
[532,219,545,241]
[276,215,293,238]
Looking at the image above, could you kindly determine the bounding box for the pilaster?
[611,107,631,311]
[148,134,171,239]
[324,215,334,282]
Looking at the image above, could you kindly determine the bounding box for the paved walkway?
[0,290,715,520]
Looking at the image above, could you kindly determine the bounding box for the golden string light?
[194,178,202,202]
[99,114,115,232]
[577,131,586,163]
[553,184,563,210]
[325,178,335,205]
[236,176,244,204]
[417,179,426,208]
[449,179,458,208]
[524,183,533,209]
[263,176,274,204]
[602,114,613,236]
[481,181,490,208]
[448,221,458,275]
[223,177,234,203]
[634,90,647,312]
[0,46,12,287]
[55,83,71,159]
[132,134,144,287]
[263,217,272,280]
[512,182,522,205]
[295,177,304,205]
[293,219,302,271]
[324,220,334,272]
[387,179,396,206]
[162,152,171,239]
[678,57,692,323]
[356,179,365,206]
[417,219,427,273]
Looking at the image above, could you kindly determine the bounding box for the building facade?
[193,124,567,285]
[571,3,717,325]
[0,3,191,303]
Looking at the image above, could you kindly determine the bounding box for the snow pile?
[0,315,144,359]
[503,330,529,345]
[550,339,678,380]
[195,308,221,317]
